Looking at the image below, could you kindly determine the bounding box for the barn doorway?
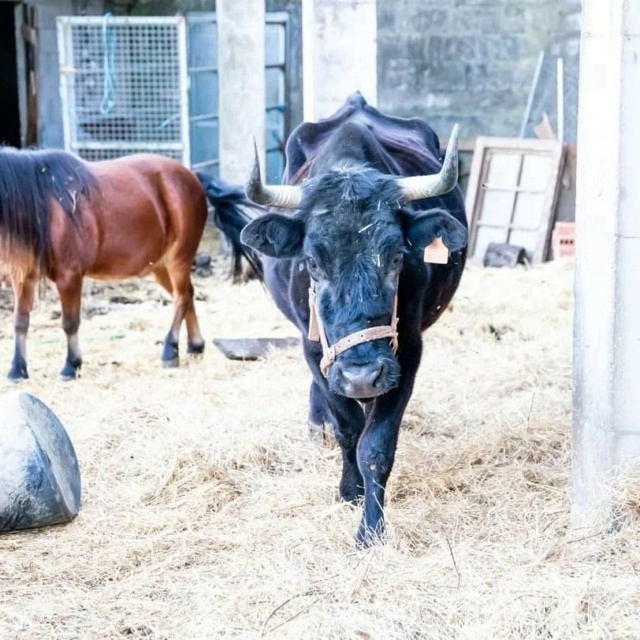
[0,2,22,148]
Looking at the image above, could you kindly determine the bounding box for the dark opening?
[0,3,22,148]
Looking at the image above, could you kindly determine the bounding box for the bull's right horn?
[245,137,303,209]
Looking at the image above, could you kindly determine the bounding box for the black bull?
[210,92,469,548]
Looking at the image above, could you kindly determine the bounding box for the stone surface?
[217,0,266,185]
[0,391,81,532]
[376,0,583,141]
[302,0,377,121]
[571,0,640,533]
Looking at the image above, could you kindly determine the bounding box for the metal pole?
[519,50,545,138]
[556,57,564,144]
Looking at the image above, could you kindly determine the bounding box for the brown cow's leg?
[8,270,37,381]
[152,264,179,367]
[184,282,205,355]
[153,263,204,365]
[157,260,193,368]
[55,273,84,381]
[151,263,173,297]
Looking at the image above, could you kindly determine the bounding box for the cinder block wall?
[377,0,582,141]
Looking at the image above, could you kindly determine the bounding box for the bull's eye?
[392,251,403,267]
[307,257,323,278]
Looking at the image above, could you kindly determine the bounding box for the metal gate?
[187,13,218,174]
[57,16,189,164]
[185,11,289,180]
[265,12,288,183]
[57,13,289,181]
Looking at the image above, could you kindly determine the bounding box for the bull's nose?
[339,362,385,399]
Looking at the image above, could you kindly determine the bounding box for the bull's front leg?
[327,393,366,503]
[304,344,365,502]
[355,333,423,548]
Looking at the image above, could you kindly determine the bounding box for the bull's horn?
[245,136,303,208]
[396,124,459,201]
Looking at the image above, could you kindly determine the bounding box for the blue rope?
[100,12,116,115]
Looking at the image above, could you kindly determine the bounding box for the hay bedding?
[0,236,639,639]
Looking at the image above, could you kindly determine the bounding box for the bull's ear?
[404,208,468,252]
[240,213,304,258]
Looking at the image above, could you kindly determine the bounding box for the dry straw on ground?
[0,236,639,639]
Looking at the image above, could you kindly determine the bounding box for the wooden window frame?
[464,137,566,264]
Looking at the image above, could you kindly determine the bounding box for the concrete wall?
[35,0,582,148]
[35,0,104,148]
[377,0,582,141]
[302,0,377,121]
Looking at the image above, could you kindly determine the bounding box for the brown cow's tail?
[195,171,264,282]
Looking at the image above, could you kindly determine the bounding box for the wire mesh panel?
[57,16,189,164]
[58,13,290,180]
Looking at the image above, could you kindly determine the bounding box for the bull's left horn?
[396,124,459,201]
[245,136,303,208]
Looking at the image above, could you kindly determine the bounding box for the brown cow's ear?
[240,213,305,258]
[403,208,468,253]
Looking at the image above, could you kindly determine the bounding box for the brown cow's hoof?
[7,361,28,382]
[187,341,205,355]
[59,362,81,381]
[162,357,179,369]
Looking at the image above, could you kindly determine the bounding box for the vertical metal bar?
[57,18,73,153]
[14,3,27,147]
[519,50,545,138]
[556,57,564,144]
[177,16,190,167]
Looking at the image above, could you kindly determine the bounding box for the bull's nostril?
[373,362,385,387]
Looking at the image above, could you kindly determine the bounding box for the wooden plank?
[533,112,557,141]
[212,337,300,360]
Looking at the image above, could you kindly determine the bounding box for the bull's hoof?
[308,421,337,447]
[355,520,385,550]
[0,391,81,532]
[339,481,365,505]
[355,525,383,549]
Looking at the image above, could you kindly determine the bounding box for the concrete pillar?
[217,0,265,185]
[302,0,377,121]
[572,1,640,532]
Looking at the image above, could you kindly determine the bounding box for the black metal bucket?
[0,391,81,532]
